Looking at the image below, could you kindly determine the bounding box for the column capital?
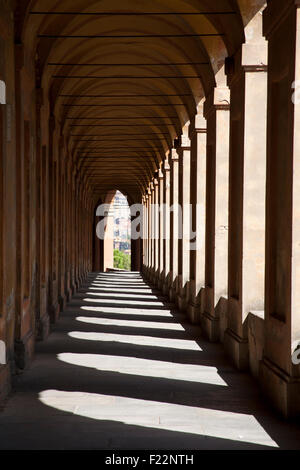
[189,113,207,137]
[225,43,267,87]
[163,158,170,172]
[174,134,191,150]
[158,168,164,179]
[171,148,179,161]
[204,86,230,118]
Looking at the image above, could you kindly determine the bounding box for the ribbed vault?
[17,0,265,203]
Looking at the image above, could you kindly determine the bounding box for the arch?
[17,0,249,201]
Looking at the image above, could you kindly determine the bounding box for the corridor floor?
[0,272,300,450]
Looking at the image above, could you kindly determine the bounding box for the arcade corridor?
[0,0,300,450]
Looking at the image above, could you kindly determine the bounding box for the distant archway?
[93,190,133,272]
[113,191,131,271]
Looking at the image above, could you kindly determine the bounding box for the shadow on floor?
[0,272,300,450]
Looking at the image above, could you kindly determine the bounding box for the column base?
[260,358,300,419]
[201,311,220,342]
[162,273,171,296]
[153,269,160,287]
[224,328,249,370]
[70,281,76,296]
[65,287,72,303]
[37,312,50,341]
[187,300,201,324]
[176,276,189,311]
[169,277,178,303]
[48,280,58,324]
[147,267,155,284]
[59,294,66,312]
[39,286,48,324]
[248,311,265,379]
[49,301,60,324]
[0,363,11,403]
[217,296,228,343]
[157,271,165,290]
[14,329,35,371]
[187,286,205,324]
[177,292,188,311]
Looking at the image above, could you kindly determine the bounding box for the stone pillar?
[153,177,159,283]
[176,135,191,311]
[48,116,59,323]
[15,117,35,369]
[149,182,155,277]
[142,195,147,270]
[188,113,207,323]
[93,202,102,272]
[260,0,300,418]
[65,159,72,301]
[158,168,164,288]
[103,197,115,272]
[224,19,267,370]
[169,149,179,301]
[202,86,230,341]
[162,157,171,295]
[131,200,142,272]
[145,190,151,274]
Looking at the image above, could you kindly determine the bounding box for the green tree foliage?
[113,249,131,271]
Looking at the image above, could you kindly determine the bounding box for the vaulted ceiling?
[16,0,265,203]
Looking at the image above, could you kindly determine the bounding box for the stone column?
[202,86,230,341]
[224,22,267,370]
[153,177,159,284]
[149,182,155,277]
[176,135,191,311]
[158,168,164,288]
[188,113,207,323]
[48,116,59,323]
[103,194,115,272]
[131,200,142,272]
[169,149,179,302]
[145,189,151,275]
[260,0,300,418]
[142,195,147,270]
[162,157,171,295]
[93,203,102,272]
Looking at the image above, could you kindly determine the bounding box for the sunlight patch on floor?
[57,352,227,386]
[38,389,278,448]
[83,298,166,307]
[76,316,185,330]
[80,306,174,316]
[95,277,146,284]
[92,281,149,286]
[83,291,160,300]
[68,331,203,351]
[88,286,156,294]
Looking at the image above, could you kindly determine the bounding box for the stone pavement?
[0,272,300,450]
